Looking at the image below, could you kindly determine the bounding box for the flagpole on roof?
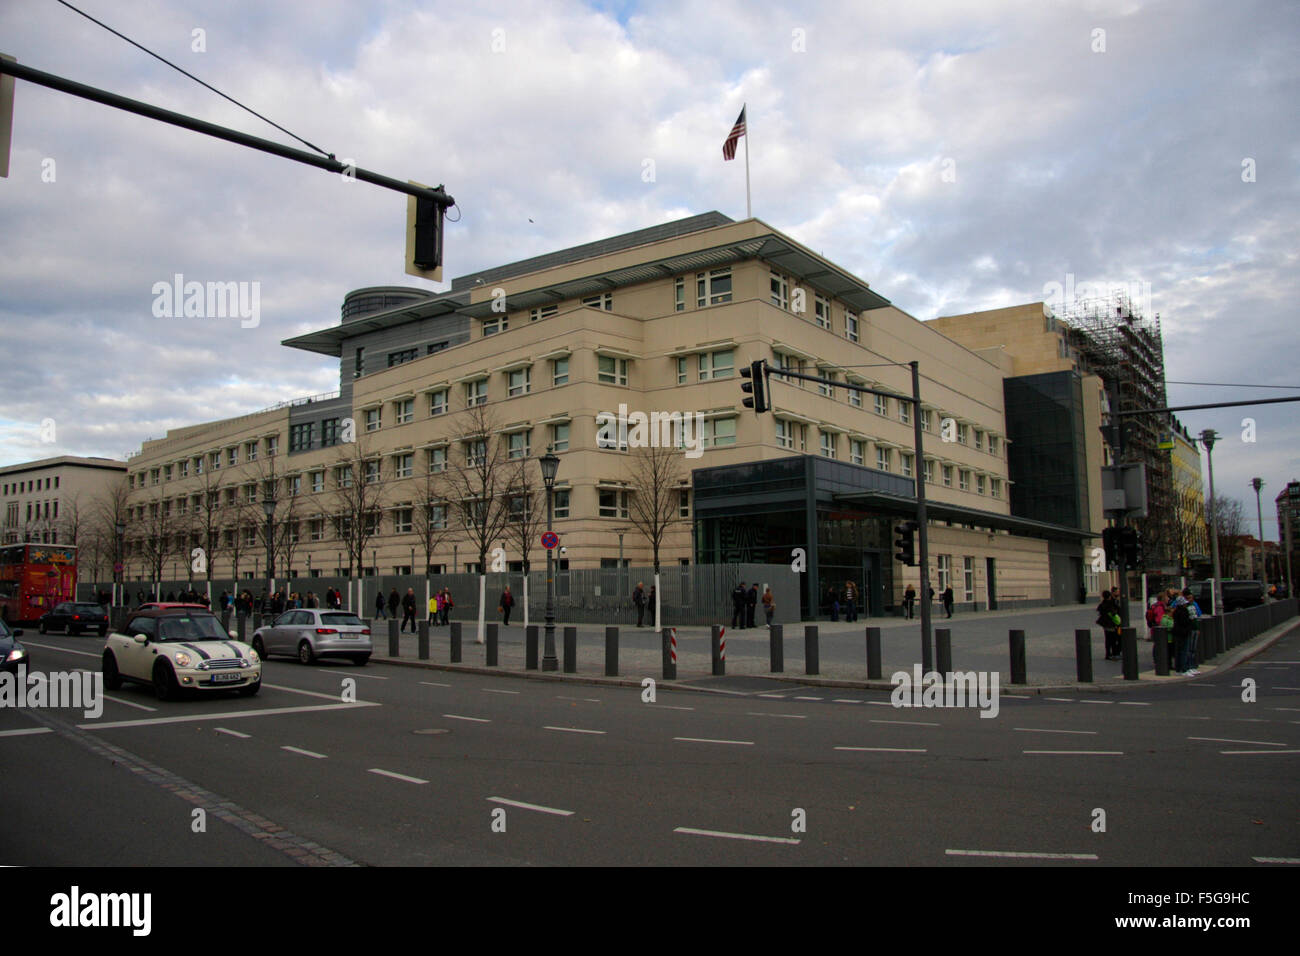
[743,104,751,219]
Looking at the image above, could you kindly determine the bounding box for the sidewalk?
[365,612,1300,694]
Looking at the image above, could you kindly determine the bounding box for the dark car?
[1193,580,1266,613]
[0,618,29,674]
[38,601,110,636]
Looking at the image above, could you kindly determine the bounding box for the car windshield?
[321,613,364,627]
[157,616,228,642]
[0,619,11,638]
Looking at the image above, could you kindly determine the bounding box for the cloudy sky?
[1,0,1297,536]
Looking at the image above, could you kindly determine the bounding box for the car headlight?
[239,656,253,668]
[173,652,193,667]
[5,648,26,662]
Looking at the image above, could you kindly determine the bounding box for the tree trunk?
[476,574,486,644]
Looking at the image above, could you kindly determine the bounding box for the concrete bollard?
[1009,629,1027,685]
[1121,627,1138,681]
[417,620,430,660]
[605,626,619,677]
[1153,624,1170,676]
[1074,629,1093,683]
[711,624,725,676]
[525,625,539,670]
[935,628,952,675]
[563,626,577,674]
[449,621,462,663]
[804,624,820,676]
[770,623,784,673]
[388,618,400,657]
[866,627,882,681]
[486,623,498,667]
[662,627,677,680]
[921,627,933,673]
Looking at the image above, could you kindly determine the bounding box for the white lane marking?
[833,699,863,704]
[1004,694,1032,699]
[946,849,1097,860]
[488,796,574,817]
[793,696,823,701]
[543,726,606,735]
[1272,687,1300,691]
[368,768,428,784]
[1118,701,1151,706]
[1253,857,1300,864]
[263,683,349,701]
[674,827,800,845]
[1182,716,1212,720]
[282,745,327,759]
[1024,750,1123,755]
[556,695,601,703]
[865,701,893,707]
[655,705,695,711]
[1079,700,1113,705]
[21,641,100,658]
[443,714,491,723]
[835,746,927,753]
[78,700,379,730]
[0,727,53,737]
[1231,718,1269,723]
[347,673,388,680]
[1189,736,1287,747]
[1014,728,1098,735]
[1274,708,1300,712]
[1044,697,1075,702]
[1264,661,1300,664]
[674,737,753,746]
[756,694,787,699]
[215,727,250,738]
[102,694,157,712]
[1220,749,1300,755]
[746,712,807,719]
[483,688,520,695]
[869,719,940,727]
[420,681,452,688]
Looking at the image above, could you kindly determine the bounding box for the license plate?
[341,635,358,640]
[210,672,243,683]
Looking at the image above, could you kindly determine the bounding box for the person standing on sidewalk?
[374,590,387,620]
[762,586,775,627]
[440,588,453,625]
[1097,589,1120,660]
[903,583,916,620]
[499,585,515,626]
[941,585,954,619]
[633,582,646,627]
[428,591,439,625]
[647,584,657,628]
[746,583,759,629]
[387,587,401,621]
[731,582,747,629]
[843,580,858,623]
[401,587,417,633]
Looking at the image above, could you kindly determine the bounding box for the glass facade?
[1003,371,1089,531]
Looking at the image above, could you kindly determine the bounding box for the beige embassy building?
[122,212,1097,619]
[0,455,127,547]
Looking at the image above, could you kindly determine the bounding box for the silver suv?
[251,609,372,665]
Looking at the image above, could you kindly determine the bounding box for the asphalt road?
[3,622,1298,866]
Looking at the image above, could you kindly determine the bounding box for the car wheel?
[352,655,370,666]
[103,652,123,690]
[38,620,47,634]
[298,641,315,665]
[153,660,179,701]
[239,680,261,697]
[252,636,267,660]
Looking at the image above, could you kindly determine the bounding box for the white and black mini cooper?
[103,604,261,700]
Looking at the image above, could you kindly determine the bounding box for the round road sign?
[541,531,559,550]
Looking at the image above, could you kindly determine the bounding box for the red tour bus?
[0,544,78,624]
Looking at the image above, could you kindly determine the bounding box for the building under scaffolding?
[1056,293,1179,573]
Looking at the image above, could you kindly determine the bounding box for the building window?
[700,417,737,448]
[876,447,891,472]
[179,460,189,478]
[388,348,418,366]
[814,293,831,329]
[698,349,734,381]
[959,470,970,492]
[364,408,380,432]
[990,478,1002,499]
[581,293,613,311]
[310,519,324,541]
[288,475,302,497]
[874,394,888,416]
[976,473,986,495]
[988,435,999,457]
[974,430,984,452]
[551,357,569,387]
[244,484,258,504]
[482,316,507,337]
[817,373,834,399]
[429,390,448,416]
[395,454,413,479]
[428,503,448,531]
[850,439,865,465]
[899,402,912,426]
[466,440,487,467]
[956,423,969,445]
[599,488,630,518]
[845,311,859,342]
[289,422,314,452]
[963,556,974,602]
[942,465,953,488]
[919,409,931,432]
[676,356,689,385]
[554,488,571,519]
[266,435,279,456]
[819,432,837,459]
[354,347,365,379]
[695,268,732,307]
[507,431,531,460]
[363,460,380,485]
[530,306,557,322]
[465,379,488,407]
[674,277,685,312]
[336,466,353,489]
[937,554,951,592]
[508,367,531,397]
[770,272,789,310]
[321,419,340,446]
[901,453,914,478]
[311,471,324,493]
[847,384,862,408]
[245,441,258,462]
[427,341,449,355]
[395,399,414,425]
[776,419,794,450]
[162,464,172,482]
[550,422,570,452]
[427,446,447,473]
[209,452,221,471]
[597,355,628,386]
[394,508,413,534]
[679,489,690,518]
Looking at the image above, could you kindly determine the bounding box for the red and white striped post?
[712,624,726,676]
[662,626,677,680]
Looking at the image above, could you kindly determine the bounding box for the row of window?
[2,475,59,495]
[133,436,281,489]
[933,555,979,602]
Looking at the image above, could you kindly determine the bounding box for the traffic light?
[405,181,445,281]
[1122,526,1142,569]
[741,359,769,414]
[1102,526,1119,568]
[894,520,918,565]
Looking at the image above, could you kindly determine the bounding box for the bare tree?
[135,491,176,595]
[625,443,686,626]
[1207,494,1247,578]
[442,403,514,641]
[503,456,547,627]
[330,436,389,580]
[90,476,130,601]
[411,464,455,578]
[189,468,225,589]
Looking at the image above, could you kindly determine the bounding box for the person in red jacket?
[499,585,515,626]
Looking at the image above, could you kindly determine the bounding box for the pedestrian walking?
[647,585,657,627]
[746,583,759,628]
[439,588,453,625]
[401,587,417,632]
[428,592,439,623]
[374,591,387,619]
[633,582,646,627]
[843,580,858,623]
[731,582,747,629]
[903,583,916,620]
[1097,589,1121,659]
[1182,588,1202,675]
[762,586,775,626]
[941,586,954,619]
[499,585,514,626]
[827,585,839,622]
[387,587,400,620]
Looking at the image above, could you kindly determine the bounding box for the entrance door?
[986,557,998,611]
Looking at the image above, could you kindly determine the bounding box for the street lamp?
[262,496,275,612]
[114,521,125,608]
[1251,478,1268,597]
[539,449,560,671]
[1200,430,1223,616]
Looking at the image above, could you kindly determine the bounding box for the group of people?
[631,582,657,627]
[1095,587,1202,675]
[373,586,456,630]
[824,581,861,622]
[730,582,776,629]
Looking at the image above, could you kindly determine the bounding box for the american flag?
[722,106,746,161]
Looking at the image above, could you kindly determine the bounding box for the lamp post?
[262,496,275,611]
[1200,430,1223,616]
[114,521,125,608]
[1251,478,1268,597]
[539,450,560,671]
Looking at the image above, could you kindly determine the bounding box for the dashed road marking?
[832,699,863,704]
[1117,701,1151,706]
[674,827,800,845]
[746,712,807,719]
[420,681,452,687]
[947,849,1097,860]
[756,694,787,699]
[1014,728,1098,735]
[1253,856,1300,864]
[1023,750,1123,755]
[869,719,940,727]
[1220,749,1300,755]
[556,695,601,703]
[0,726,53,738]
[214,727,250,738]
[793,696,823,701]
[1079,700,1113,705]
[1189,736,1287,747]
[102,694,157,712]
[368,768,428,785]
[443,714,490,723]
[543,726,606,735]
[282,745,327,759]
[835,746,926,753]
[484,688,521,695]
[488,796,574,816]
[674,737,753,746]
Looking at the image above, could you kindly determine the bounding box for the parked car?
[252,608,372,665]
[38,601,110,636]
[0,618,28,674]
[102,605,260,700]
[1193,580,1266,612]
